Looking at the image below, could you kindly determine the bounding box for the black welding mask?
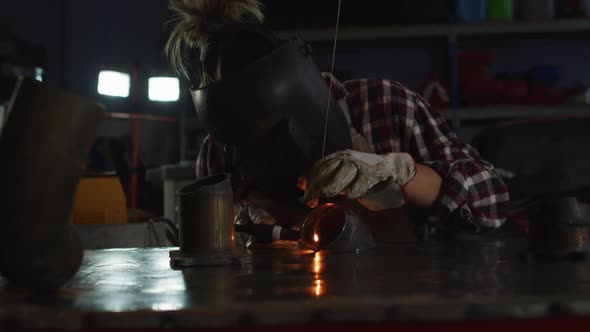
[191,26,352,202]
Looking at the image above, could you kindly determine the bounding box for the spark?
[313,252,321,274]
[315,279,322,297]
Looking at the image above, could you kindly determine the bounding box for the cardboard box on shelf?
[72,174,127,225]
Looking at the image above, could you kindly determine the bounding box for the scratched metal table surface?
[2,238,590,328]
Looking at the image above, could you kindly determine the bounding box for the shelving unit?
[441,105,590,122]
[277,18,590,126]
[276,18,590,42]
[185,18,590,153]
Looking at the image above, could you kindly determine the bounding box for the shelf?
[276,24,447,42]
[440,105,590,121]
[276,18,590,42]
[106,112,177,123]
[450,18,590,37]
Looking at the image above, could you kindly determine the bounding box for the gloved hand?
[302,150,416,211]
[234,202,276,248]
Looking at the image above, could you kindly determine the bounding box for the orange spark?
[313,252,321,274]
[315,279,322,297]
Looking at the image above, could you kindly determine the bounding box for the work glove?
[303,150,416,211]
[234,202,276,248]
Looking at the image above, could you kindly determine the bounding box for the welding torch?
[234,224,301,244]
[234,177,347,246]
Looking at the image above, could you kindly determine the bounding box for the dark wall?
[0,0,64,85]
[1,0,173,94]
[3,1,590,98]
[65,0,173,99]
[1,0,185,166]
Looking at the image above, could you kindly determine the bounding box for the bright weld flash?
[315,280,322,297]
[314,233,319,242]
[313,252,321,274]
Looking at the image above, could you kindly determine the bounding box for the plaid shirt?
[197,73,510,232]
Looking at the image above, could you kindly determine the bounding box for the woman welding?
[165,0,509,246]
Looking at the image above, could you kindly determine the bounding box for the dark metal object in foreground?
[471,119,590,259]
[0,78,103,290]
[526,197,590,259]
[170,173,241,268]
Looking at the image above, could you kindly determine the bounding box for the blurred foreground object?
[0,78,103,290]
[472,118,590,258]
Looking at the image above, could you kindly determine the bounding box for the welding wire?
[321,0,343,158]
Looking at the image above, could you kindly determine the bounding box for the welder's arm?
[400,94,510,229]
[302,149,444,211]
[403,163,443,208]
[302,150,414,210]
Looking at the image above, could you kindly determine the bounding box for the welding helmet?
[191,25,352,202]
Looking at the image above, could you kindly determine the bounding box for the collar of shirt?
[321,72,350,100]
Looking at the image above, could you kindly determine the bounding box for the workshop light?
[148,77,180,102]
[35,67,44,82]
[97,70,130,98]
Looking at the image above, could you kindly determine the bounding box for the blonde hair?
[165,0,265,84]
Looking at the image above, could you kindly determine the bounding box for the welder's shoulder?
[342,78,427,106]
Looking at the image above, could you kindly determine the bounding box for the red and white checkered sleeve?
[398,89,510,230]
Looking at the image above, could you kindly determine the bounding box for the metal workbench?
[1,238,590,329]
